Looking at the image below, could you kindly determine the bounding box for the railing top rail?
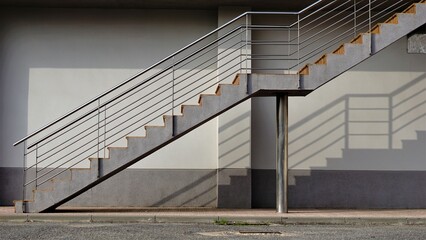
[13,0,323,146]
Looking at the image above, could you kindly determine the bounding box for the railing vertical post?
[240,27,243,73]
[388,96,393,149]
[35,144,38,189]
[287,27,290,71]
[297,14,300,70]
[103,105,107,158]
[97,99,101,159]
[172,56,175,117]
[172,56,176,137]
[354,0,357,37]
[368,0,372,31]
[22,141,27,205]
[245,14,249,74]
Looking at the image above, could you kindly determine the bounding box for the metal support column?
[276,95,289,213]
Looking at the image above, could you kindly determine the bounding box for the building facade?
[0,0,425,209]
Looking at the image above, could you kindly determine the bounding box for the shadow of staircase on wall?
[217,168,252,209]
[323,131,426,170]
[289,130,426,209]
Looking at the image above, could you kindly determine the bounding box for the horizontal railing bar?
[31,42,243,170]
[289,0,378,44]
[298,0,341,29]
[297,28,355,65]
[349,121,390,123]
[248,40,293,43]
[242,68,292,71]
[24,111,98,156]
[101,68,174,118]
[15,9,317,147]
[294,6,374,59]
[251,53,296,58]
[298,6,357,47]
[248,25,294,29]
[175,63,242,108]
[175,61,244,108]
[15,1,326,146]
[30,124,98,169]
[105,44,242,140]
[174,44,242,89]
[25,26,245,149]
[175,30,241,79]
[31,110,100,154]
[173,52,242,102]
[104,108,170,149]
[248,42,299,46]
[102,107,172,149]
[25,141,99,186]
[299,0,354,38]
[14,22,242,146]
[34,129,100,173]
[248,57,299,61]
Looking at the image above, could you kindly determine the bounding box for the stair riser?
[372,6,425,53]
[176,77,249,135]
[301,36,371,89]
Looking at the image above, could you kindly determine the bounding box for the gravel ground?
[0,222,425,240]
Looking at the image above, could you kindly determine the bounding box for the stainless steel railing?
[14,0,416,200]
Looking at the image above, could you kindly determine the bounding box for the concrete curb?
[1,214,425,225]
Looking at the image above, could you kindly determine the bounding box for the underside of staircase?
[15,1,426,213]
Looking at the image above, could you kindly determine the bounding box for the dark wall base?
[67,169,217,207]
[252,169,426,209]
[217,168,251,208]
[0,168,23,206]
[1,167,252,208]
[4,167,425,208]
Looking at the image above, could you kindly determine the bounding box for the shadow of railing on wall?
[289,73,426,169]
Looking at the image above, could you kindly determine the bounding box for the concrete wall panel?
[0,8,218,169]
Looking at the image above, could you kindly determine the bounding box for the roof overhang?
[0,0,318,10]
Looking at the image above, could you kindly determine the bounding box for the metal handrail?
[13,0,324,147]
[16,0,416,197]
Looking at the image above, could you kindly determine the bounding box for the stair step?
[372,3,426,53]
[350,34,365,45]
[385,14,399,24]
[198,93,218,105]
[315,55,327,64]
[300,34,371,89]
[403,3,417,14]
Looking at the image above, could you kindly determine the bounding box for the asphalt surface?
[0,222,425,240]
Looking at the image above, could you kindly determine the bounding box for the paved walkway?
[1,207,425,225]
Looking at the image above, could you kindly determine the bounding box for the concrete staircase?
[15,1,426,213]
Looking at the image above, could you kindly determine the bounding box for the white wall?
[252,37,426,171]
[0,8,218,168]
[217,7,252,170]
[2,7,424,173]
